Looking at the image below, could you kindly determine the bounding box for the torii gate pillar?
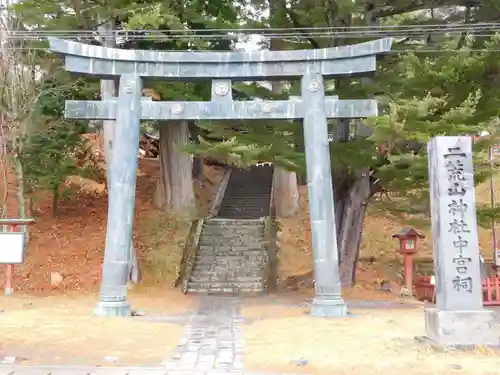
[301,74,346,316]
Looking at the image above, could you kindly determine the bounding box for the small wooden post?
[0,218,35,295]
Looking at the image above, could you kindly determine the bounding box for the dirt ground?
[0,134,225,293]
[242,302,500,375]
[0,290,196,366]
[277,177,500,293]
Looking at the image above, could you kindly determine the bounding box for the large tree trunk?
[336,3,378,286]
[338,168,371,287]
[273,167,299,217]
[153,123,171,208]
[154,121,196,216]
[269,27,299,218]
[188,121,205,186]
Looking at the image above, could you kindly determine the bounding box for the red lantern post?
[392,228,425,293]
[0,218,35,295]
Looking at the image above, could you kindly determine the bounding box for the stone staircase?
[187,165,273,294]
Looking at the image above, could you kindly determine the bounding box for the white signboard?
[495,250,500,267]
[493,146,500,157]
[0,232,25,264]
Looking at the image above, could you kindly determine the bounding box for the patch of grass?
[0,294,184,366]
[136,210,191,285]
[243,306,500,375]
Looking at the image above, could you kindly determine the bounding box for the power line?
[3,21,500,34]
[1,32,499,43]
[0,23,498,52]
[0,26,496,44]
[4,31,500,40]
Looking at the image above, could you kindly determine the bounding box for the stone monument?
[421,136,499,348]
[48,37,392,317]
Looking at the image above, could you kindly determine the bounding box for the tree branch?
[285,9,320,49]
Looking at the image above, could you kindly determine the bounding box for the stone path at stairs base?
[162,297,244,372]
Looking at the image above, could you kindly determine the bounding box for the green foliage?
[21,121,86,216]
[12,0,500,225]
[19,67,97,216]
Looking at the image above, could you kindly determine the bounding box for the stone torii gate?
[48,37,392,317]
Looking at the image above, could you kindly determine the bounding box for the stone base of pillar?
[4,287,13,296]
[310,296,348,317]
[94,300,132,317]
[415,307,500,349]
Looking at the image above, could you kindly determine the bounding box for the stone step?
[217,209,268,216]
[221,197,268,202]
[222,198,269,203]
[217,205,269,211]
[219,200,269,204]
[194,261,267,270]
[204,220,264,226]
[217,206,268,212]
[222,196,270,200]
[190,269,265,279]
[200,235,265,243]
[192,265,265,273]
[223,190,271,194]
[190,274,265,283]
[199,236,266,243]
[203,224,264,230]
[199,236,267,244]
[187,281,265,294]
[218,203,268,208]
[195,254,269,267]
[201,230,265,237]
[222,192,270,196]
[195,252,267,258]
[202,225,265,232]
[203,219,263,226]
[197,249,267,256]
[216,214,268,220]
[198,240,267,248]
[197,248,267,255]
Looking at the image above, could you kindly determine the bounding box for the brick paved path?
[163,296,244,371]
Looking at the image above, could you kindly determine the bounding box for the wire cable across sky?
[0,22,500,53]
[1,22,500,40]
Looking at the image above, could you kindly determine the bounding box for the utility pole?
[0,0,8,225]
[490,143,500,275]
[480,130,499,275]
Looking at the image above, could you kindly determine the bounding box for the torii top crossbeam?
[48,37,392,81]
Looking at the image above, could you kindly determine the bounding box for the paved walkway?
[0,296,279,375]
[163,296,244,371]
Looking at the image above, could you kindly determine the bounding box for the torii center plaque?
[48,37,392,317]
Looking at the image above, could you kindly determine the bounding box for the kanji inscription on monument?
[421,136,498,348]
[429,138,481,310]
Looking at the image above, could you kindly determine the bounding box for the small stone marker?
[419,136,499,348]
